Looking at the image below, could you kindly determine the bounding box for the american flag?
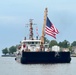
[45,17,59,38]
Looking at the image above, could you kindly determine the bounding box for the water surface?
[0,57,76,75]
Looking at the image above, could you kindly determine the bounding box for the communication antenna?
[25,19,36,40]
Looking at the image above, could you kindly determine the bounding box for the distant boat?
[15,8,71,64]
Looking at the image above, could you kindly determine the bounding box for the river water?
[0,57,76,75]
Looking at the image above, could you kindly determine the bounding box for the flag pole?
[41,8,48,45]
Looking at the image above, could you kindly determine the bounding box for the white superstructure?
[21,39,41,51]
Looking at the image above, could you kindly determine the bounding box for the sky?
[0,0,76,55]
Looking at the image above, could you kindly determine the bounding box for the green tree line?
[2,46,17,55]
[45,37,76,53]
[2,38,76,55]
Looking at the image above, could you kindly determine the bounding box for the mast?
[29,19,33,40]
[26,19,36,40]
[41,8,48,45]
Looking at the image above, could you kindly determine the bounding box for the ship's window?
[34,42,40,44]
[35,42,37,44]
[28,42,31,44]
[32,42,34,44]
[27,42,34,44]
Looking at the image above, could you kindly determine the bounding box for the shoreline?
[71,54,76,57]
[1,54,15,57]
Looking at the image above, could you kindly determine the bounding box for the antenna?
[25,19,36,40]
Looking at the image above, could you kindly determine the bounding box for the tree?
[71,41,76,47]
[49,40,58,47]
[62,40,70,48]
[2,48,8,55]
[58,42,63,47]
[58,40,70,48]
[9,46,16,54]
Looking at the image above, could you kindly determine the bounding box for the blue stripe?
[46,17,52,28]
